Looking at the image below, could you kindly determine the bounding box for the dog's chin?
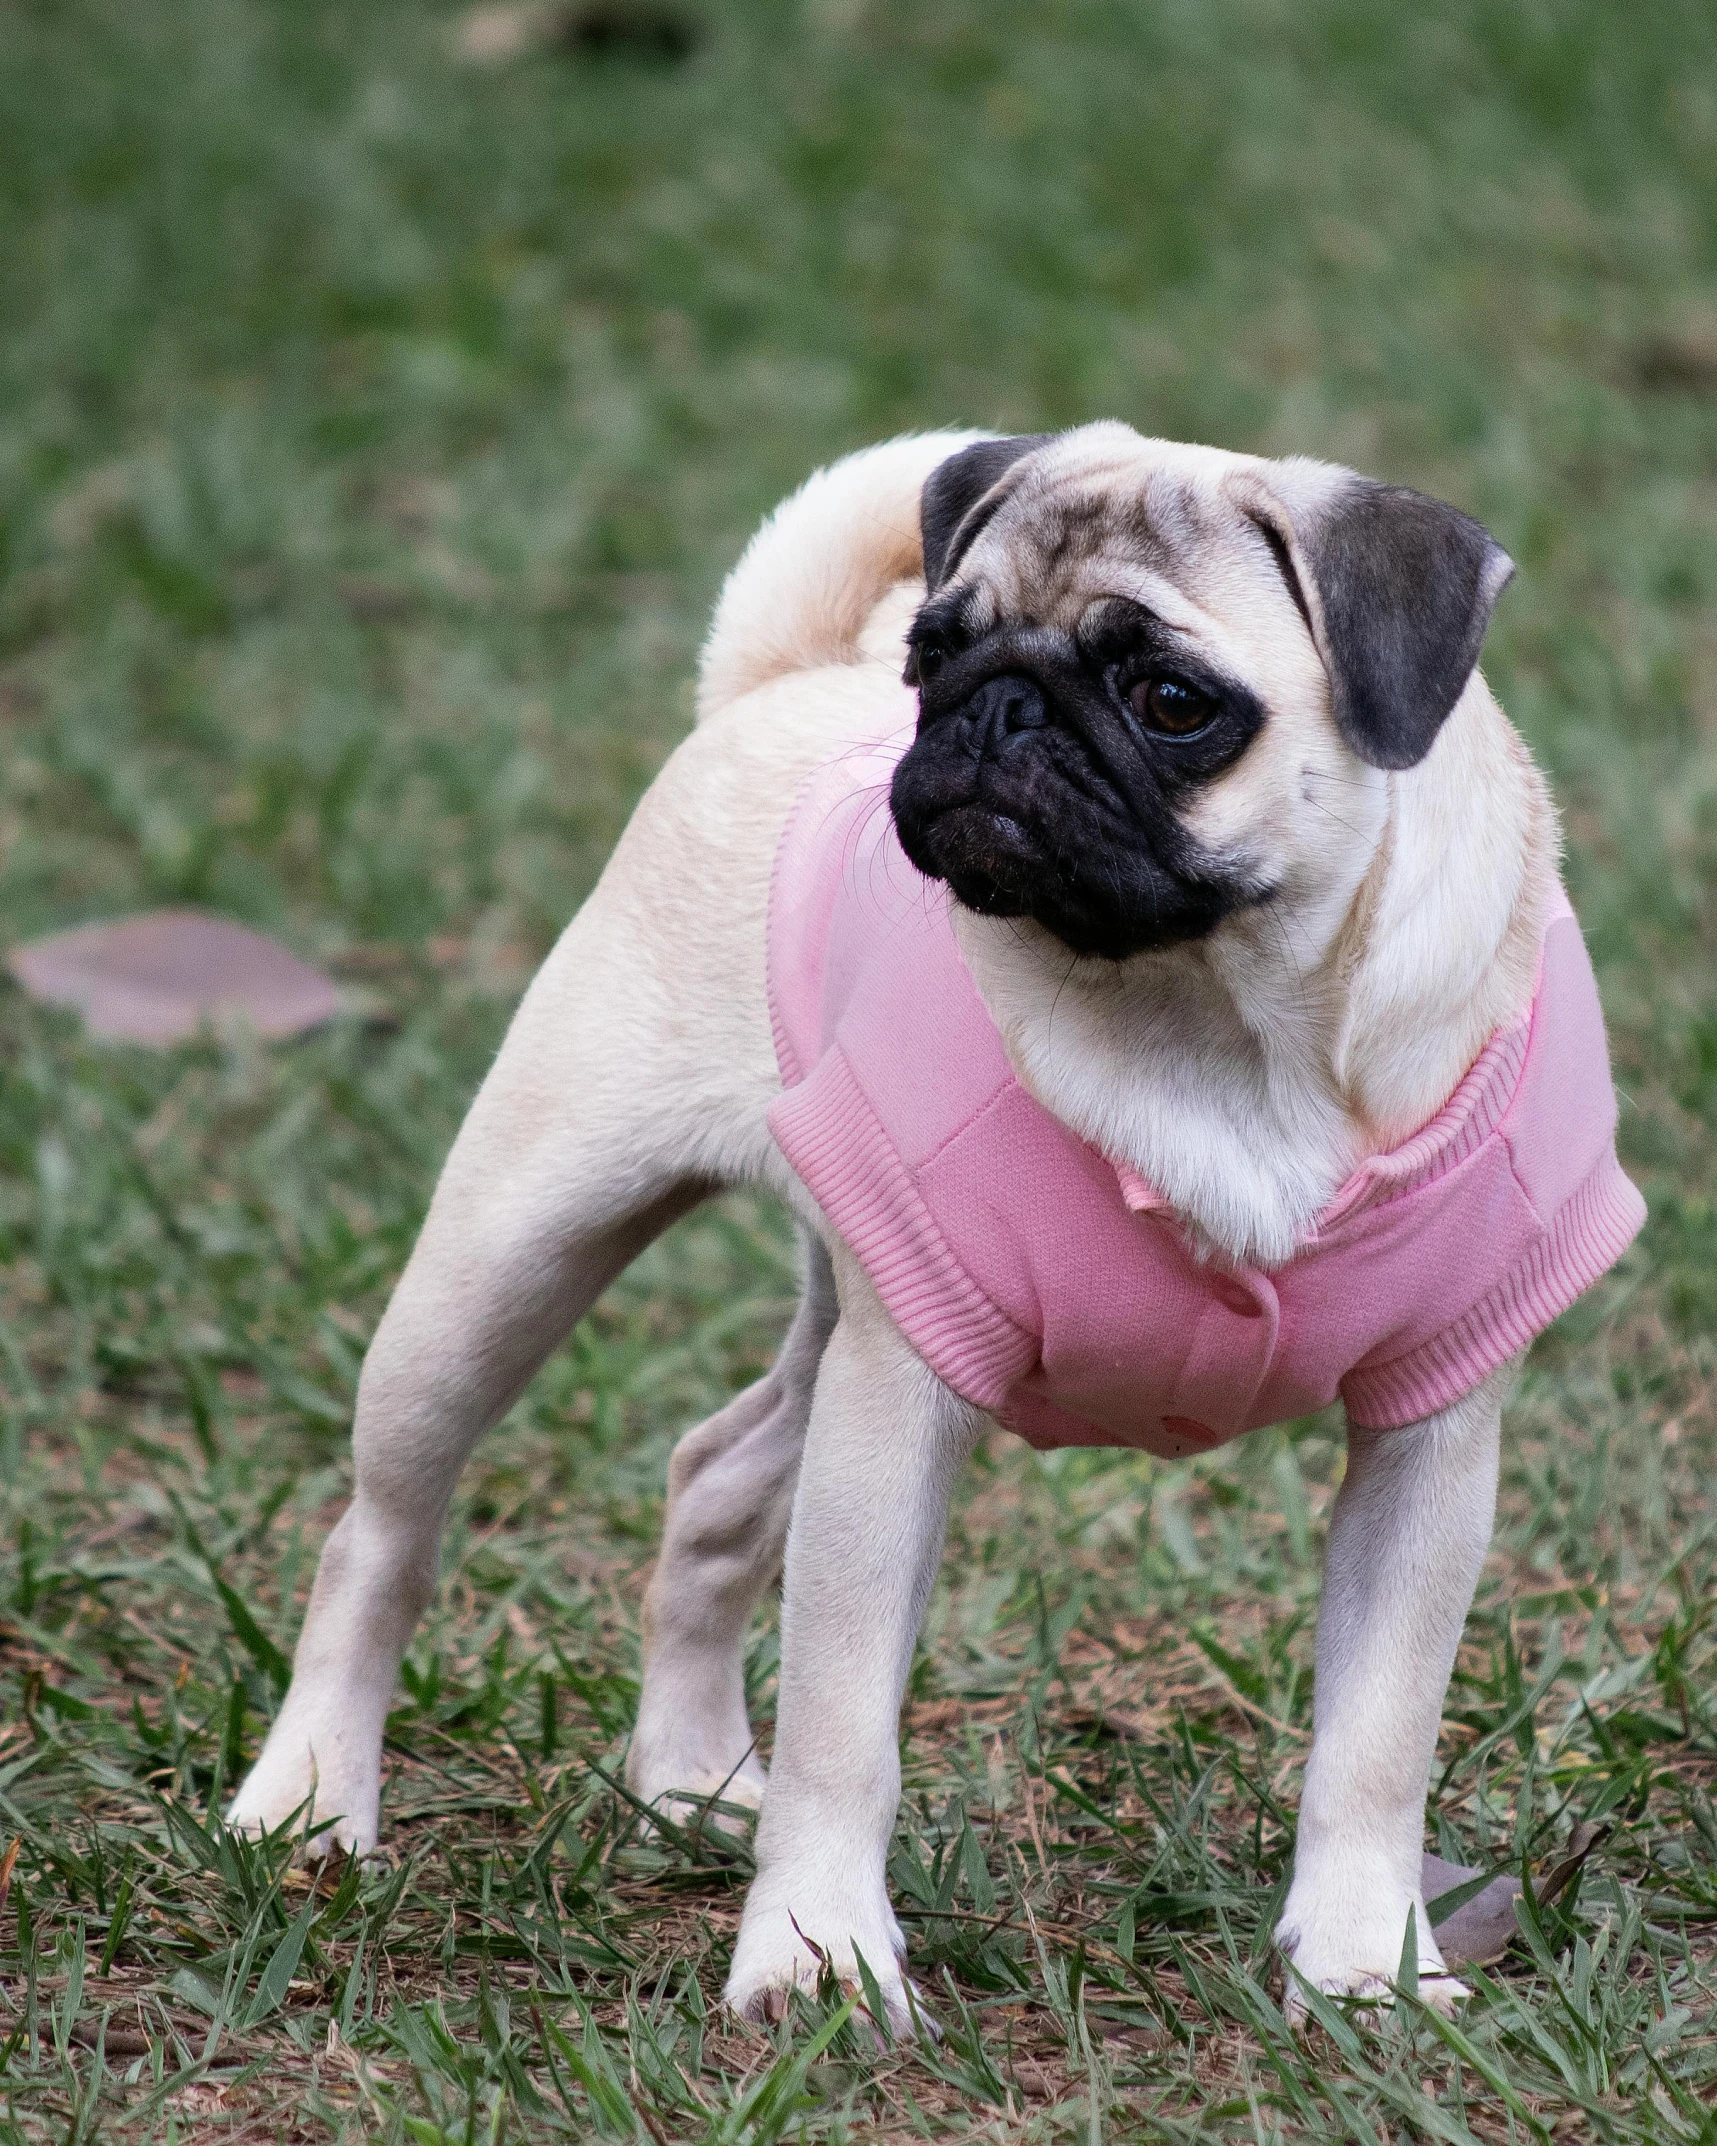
[895,801,1236,962]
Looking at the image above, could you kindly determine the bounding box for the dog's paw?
[1276,1880,1464,2028]
[1280,1960,1469,2028]
[724,1892,918,2036]
[227,1728,380,1859]
[630,1759,764,1845]
[626,1754,767,1840]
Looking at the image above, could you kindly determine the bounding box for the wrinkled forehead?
[951,428,1265,639]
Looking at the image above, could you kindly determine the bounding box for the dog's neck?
[953,679,1555,1270]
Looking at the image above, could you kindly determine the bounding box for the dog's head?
[890,424,1515,960]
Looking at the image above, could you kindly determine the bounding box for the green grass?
[0,0,1715,2135]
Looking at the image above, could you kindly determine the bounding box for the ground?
[0,0,1715,2138]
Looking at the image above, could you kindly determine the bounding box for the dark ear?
[921,433,1053,591]
[1242,470,1515,769]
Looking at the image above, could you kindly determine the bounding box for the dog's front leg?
[1276,1359,1515,2021]
[724,1246,982,2033]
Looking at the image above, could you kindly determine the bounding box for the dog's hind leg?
[227,1182,698,1858]
[627,1232,837,1827]
[1275,1356,1516,2022]
[227,822,779,1856]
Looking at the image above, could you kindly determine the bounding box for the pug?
[229,425,1643,2031]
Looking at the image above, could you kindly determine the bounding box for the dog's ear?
[921,434,1053,592]
[1237,465,1515,770]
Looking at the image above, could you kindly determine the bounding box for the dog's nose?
[965,673,1047,757]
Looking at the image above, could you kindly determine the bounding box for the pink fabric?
[767,722,1647,1454]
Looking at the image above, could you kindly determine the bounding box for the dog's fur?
[230,425,1558,2028]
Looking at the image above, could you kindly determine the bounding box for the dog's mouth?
[889,603,1269,960]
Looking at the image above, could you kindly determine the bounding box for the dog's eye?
[1128,675,1215,737]
[908,639,946,685]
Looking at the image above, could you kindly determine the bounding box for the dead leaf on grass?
[455,2,697,64]
[9,911,343,1045]
[1423,1820,1610,1969]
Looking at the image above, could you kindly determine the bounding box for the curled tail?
[695,431,986,724]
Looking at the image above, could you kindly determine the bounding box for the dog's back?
[694,431,985,724]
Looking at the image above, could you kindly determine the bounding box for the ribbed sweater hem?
[1340,1156,1646,1430]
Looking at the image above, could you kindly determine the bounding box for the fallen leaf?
[9,911,342,1046]
[454,0,697,64]
[1421,1821,1610,1970]
[1422,1850,1523,1968]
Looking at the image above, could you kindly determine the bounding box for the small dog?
[231,426,1642,2029]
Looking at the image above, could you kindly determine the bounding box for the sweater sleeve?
[1340,912,1645,1429]
[1339,1147,1645,1428]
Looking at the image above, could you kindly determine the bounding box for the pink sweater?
[767,724,1646,1455]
